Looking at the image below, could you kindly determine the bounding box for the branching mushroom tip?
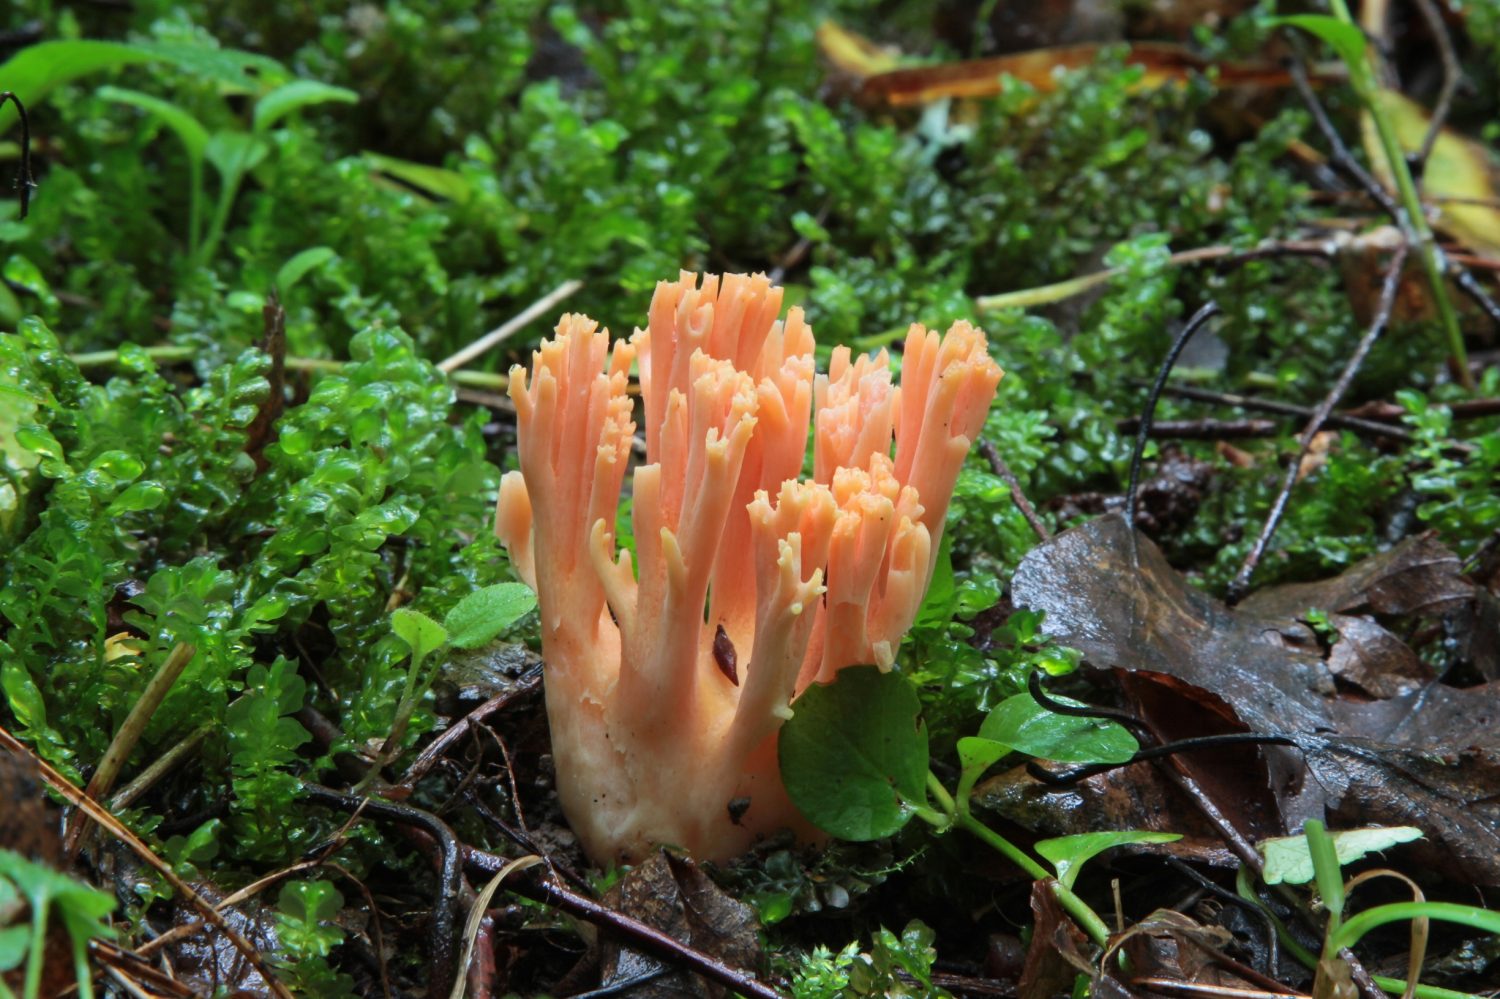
[496,271,1002,863]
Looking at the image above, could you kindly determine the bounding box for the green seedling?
[780,665,1179,950]
[97,78,354,268]
[1239,821,1500,999]
[356,582,535,791]
[0,849,115,999]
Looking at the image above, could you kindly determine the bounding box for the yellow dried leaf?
[1361,90,1500,258]
[814,21,902,80]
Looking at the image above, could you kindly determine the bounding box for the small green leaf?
[276,880,346,959]
[779,666,930,841]
[1260,825,1424,886]
[106,480,167,515]
[1036,831,1182,889]
[253,80,358,133]
[205,131,270,183]
[275,246,337,295]
[979,692,1137,764]
[442,582,537,650]
[391,608,446,665]
[97,86,210,165]
[957,736,1008,778]
[365,152,473,202]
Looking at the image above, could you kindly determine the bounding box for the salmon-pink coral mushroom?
[496,272,1002,864]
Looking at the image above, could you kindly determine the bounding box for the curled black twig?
[1028,669,1149,736]
[302,784,462,999]
[1025,672,1299,786]
[0,91,35,219]
[1026,732,1300,787]
[1125,301,1221,532]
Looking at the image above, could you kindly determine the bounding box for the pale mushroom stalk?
[497,272,1002,864]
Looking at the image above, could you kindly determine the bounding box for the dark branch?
[1229,243,1410,603]
[978,438,1050,541]
[0,92,36,219]
[1126,302,1221,532]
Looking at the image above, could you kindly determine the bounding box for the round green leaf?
[979,691,1138,764]
[443,583,537,650]
[779,665,930,841]
[391,608,447,665]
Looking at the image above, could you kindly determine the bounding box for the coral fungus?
[496,272,1002,863]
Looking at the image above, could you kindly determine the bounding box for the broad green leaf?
[131,41,284,92]
[779,665,930,841]
[0,40,283,133]
[391,608,447,665]
[442,582,537,650]
[253,79,358,133]
[1260,825,1424,886]
[979,691,1137,764]
[275,246,337,295]
[1036,831,1182,889]
[0,41,160,133]
[96,86,209,164]
[365,152,473,202]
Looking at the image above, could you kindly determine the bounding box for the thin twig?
[1126,302,1221,532]
[1027,732,1299,786]
[974,240,1335,313]
[66,642,197,856]
[1164,857,1281,981]
[307,783,783,997]
[68,344,519,392]
[977,438,1049,541]
[1134,381,1415,445]
[398,666,542,789]
[1286,56,1399,219]
[0,724,296,999]
[463,847,786,999]
[1304,5,1473,390]
[1115,417,1279,440]
[438,279,584,374]
[0,91,36,218]
[1228,243,1410,603]
[107,721,213,811]
[1408,0,1461,178]
[1454,267,1500,327]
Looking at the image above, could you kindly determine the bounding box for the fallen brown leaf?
[1011,514,1500,883]
[598,851,762,999]
[1018,878,1095,999]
